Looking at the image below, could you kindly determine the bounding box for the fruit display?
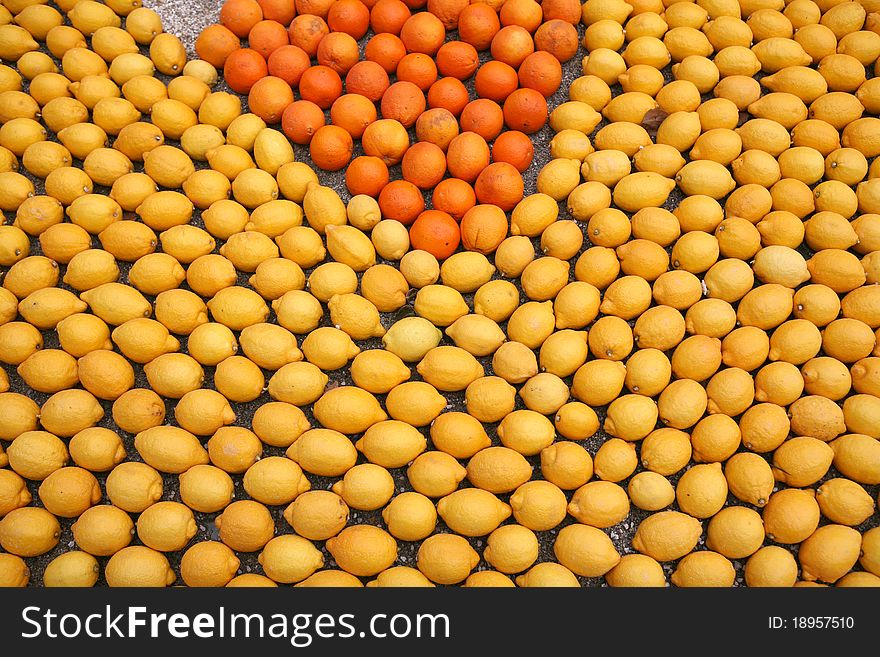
[0,0,878,589]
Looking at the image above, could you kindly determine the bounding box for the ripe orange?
[402,0,427,8]
[490,25,535,68]
[415,107,460,150]
[370,0,411,34]
[295,0,335,18]
[458,3,501,51]
[298,65,343,109]
[257,0,296,25]
[534,18,579,62]
[427,0,469,30]
[474,60,519,102]
[195,24,240,68]
[317,32,360,75]
[460,98,504,141]
[446,131,491,182]
[248,20,290,60]
[330,93,377,138]
[310,124,354,170]
[502,87,548,133]
[288,14,329,57]
[410,209,461,259]
[345,60,391,102]
[500,0,543,32]
[402,141,447,189]
[474,161,523,210]
[426,77,469,116]
[399,12,446,55]
[492,130,534,172]
[432,178,476,219]
[267,45,311,87]
[518,50,563,97]
[362,118,411,165]
[365,32,408,73]
[220,0,263,38]
[541,0,581,23]
[281,99,326,143]
[248,75,295,123]
[460,203,508,253]
[379,180,426,224]
[328,0,371,38]
[435,40,479,79]
[380,80,426,127]
[346,156,390,197]
[397,53,438,91]
[224,48,269,94]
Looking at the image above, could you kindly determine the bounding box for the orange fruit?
[365,32,408,73]
[474,161,523,210]
[432,178,476,219]
[460,203,508,253]
[295,0,335,18]
[221,0,264,38]
[458,3,501,51]
[534,18,578,62]
[402,141,447,189]
[281,99,326,143]
[435,40,479,80]
[397,53,438,91]
[502,87,547,133]
[330,93,377,138]
[447,131,491,182]
[309,124,354,171]
[500,0,543,32]
[475,60,519,102]
[362,118,411,165]
[298,65,343,109]
[427,0,469,30]
[490,25,535,68]
[379,179,425,224]
[249,75,295,123]
[317,32,360,75]
[491,130,533,172]
[541,0,581,23]
[416,107,461,150]
[267,45,311,87]
[195,25,241,68]
[248,20,290,60]
[328,0,371,38]
[345,60,391,102]
[346,156,390,197]
[517,50,562,97]
[402,0,427,8]
[224,48,269,94]
[460,98,505,141]
[257,0,297,25]
[399,12,446,55]
[410,210,461,259]
[427,77,469,116]
[288,14,329,58]
[370,0,411,34]
[380,80,426,127]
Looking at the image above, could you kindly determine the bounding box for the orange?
[248,75,294,123]
[345,61,390,102]
[427,0,469,30]
[328,0,371,39]
[410,210,461,259]
[257,0,296,25]
[370,0,411,35]
[330,94,377,139]
[380,81,426,127]
[534,18,578,62]
[288,14,329,58]
[362,118,411,165]
[474,161,523,210]
[432,178,476,219]
[492,130,533,172]
[427,77,469,116]
[397,53,438,91]
[248,20,290,60]
[541,0,581,23]
[267,45,311,87]
[317,32,360,75]
[402,0,427,8]
[447,131,491,182]
[298,65,343,109]
[281,99,326,144]
[460,203,508,253]
[365,33,408,73]
[224,48,269,94]
[379,179,426,224]
[399,12,446,55]
[490,25,535,68]
[475,60,519,102]
[500,0,543,32]
[503,87,547,134]
[415,107,460,150]
[402,141,447,189]
[458,3,501,51]
[295,0,335,18]
[195,25,241,68]
[517,50,562,97]
[435,40,479,80]
[221,0,264,38]
[346,156,390,197]
[460,99,505,141]
[309,125,354,171]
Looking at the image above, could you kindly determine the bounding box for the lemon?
[71,504,134,556]
[327,525,397,577]
[417,534,479,585]
[43,551,100,588]
[180,541,240,588]
[632,511,703,561]
[105,546,175,588]
[381,492,436,542]
[516,562,580,587]
[259,535,325,584]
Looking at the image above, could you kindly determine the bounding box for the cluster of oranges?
[195,0,580,258]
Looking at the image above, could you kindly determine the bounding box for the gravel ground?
[4,0,877,587]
